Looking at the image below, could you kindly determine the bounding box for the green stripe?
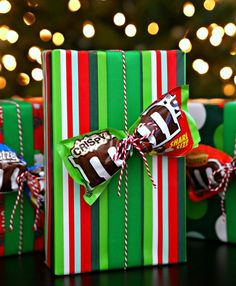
[97,51,109,270]
[224,102,236,242]
[126,51,142,267]
[89,51,100,270]
[51,50,64,274]
[1,101,34,165]
[107,51,125,269]
[141,51,153,266]
[177,157,186,262]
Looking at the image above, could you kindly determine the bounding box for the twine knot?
[9,171,42,232]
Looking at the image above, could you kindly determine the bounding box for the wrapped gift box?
[42,49,193,275]
[0,100,44,256]
[187,100,236,243]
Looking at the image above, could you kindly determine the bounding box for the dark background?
[0,0,236,99]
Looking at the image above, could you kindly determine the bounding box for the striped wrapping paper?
[42,50,187,275]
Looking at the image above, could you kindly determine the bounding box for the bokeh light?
[52,32,65,45]
[83,22,95,38]
[203,0,216,11]
[2,54,17,71]
[113,12,126,26]
[179,38,192,53]
[39,29,52,42]
[220,67,233,80]
[209,34,222,46]
[183,2,195,17]
[23,12,36,25]
[0,76,6,89]
[31,68,43,81]
[68,0,81,12]
[147,22,159,35]
[196,27,208,40]
[6,30,19,43]
[0,0,11,14]
[28,46,41,63]
[0,25,10,41]
[224,23,236,37]
[192,59,209,74]
[17,73,30,86]
[125,24,137,37]
[223,84,235,96]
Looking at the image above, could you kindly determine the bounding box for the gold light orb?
[32,68,43,81]
[0,76,6,89]
[223,84,235,96]
[0,25,10,41]
[192,59,209,74]
[183,2,195,17]
[147,22,159,35]
[68,0,81,12]
[113,12,126,26]
[52,32,65,46]
[209,34,222,46]
[220,67,233,80]
[0,0,11,14]
[39,29,52,42]
[203,0,216,11]
[27,0,38,7]
[23,12,36,25]
[6,30,19,43]
[224,23,236,37]
[83,22,95,38]
[179,38,192,53]
[2,54,17,71]
[196,27,208,40]
[125,24,137,37]
[17,73,30,86]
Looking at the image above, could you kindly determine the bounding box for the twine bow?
[208,140,236,219]
[9,171,41,232]
[114,122,157,197]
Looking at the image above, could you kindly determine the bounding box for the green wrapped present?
[187,100,236,243]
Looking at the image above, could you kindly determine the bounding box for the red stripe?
[167,51,177,91]
[156,51,162,99]
[78,51,92,273]
[157,156,163,263]
[168,158,178,263]
[66,51,75,274]
[45,51,52,267]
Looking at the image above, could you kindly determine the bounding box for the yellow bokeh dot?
[113,12,126,26]
[23,12,36,25]
[6,30,19,44]
[68,0,81,12]
[17,73,30,86]
[196,27,208,40]
[203,0,216,11]
[0,76,6,89]
[224,23,236,37]
[2,54,17,71]
[0,0,11,14]
[125,24,137,37]
[223,84,235,96]
[147,22,159,35]
[192,59,209,74]
[0,25,10,41]
[31,68,43,81]
[179,38,192,53]
[83,22,95,38]
[52,32,65,46]
[220,67,233,80]
[39,29,52,42]
[183,2,195,17]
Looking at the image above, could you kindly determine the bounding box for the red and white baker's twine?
[9,171,41,233]
[115,51,157,270]
[208,139,236,220]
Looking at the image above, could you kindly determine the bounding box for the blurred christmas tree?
[0,0,236,99]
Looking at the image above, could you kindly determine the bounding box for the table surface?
[0,239,236,286]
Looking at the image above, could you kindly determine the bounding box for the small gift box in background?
[42,49,199,275]
[0,100,44,256]
[187,100,236,243]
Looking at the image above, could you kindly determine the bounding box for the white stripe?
[151,112,171,138]
[0,169,3,190]
[71,50,81,273]
[11,167,20,190]
[90,157,111,180]
[60,50,70,274]
[152,156,158,264]
[108,146,123,167]
[137,125,156,145]
[151,50,158,264]
[161,50,169,264]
